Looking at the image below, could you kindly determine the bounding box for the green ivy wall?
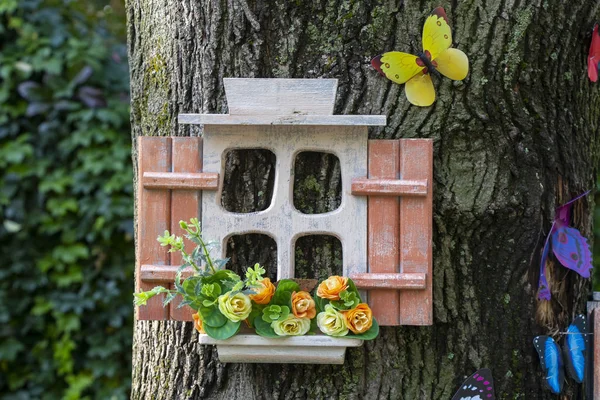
[0,1,132,398]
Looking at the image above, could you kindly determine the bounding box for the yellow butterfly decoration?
[371,7,469,107]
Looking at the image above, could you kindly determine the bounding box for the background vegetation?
[0,1,132,399]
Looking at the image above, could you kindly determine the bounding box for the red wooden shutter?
[351,139,433,326]
[136,136,217,321]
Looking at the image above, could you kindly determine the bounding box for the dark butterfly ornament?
[537,191,592,301]
[533,315,588,394]
[451,368,496,400]
[588,23,600,82]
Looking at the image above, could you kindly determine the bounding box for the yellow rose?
[217,292,252,322]
[343,303,373,334]
[249,278,275,305]
[192,313,205,334]
[317,276,348,300]
[317,304,348,337]
[271,315,311,336]
[291,291,316,319]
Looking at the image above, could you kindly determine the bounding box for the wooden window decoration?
[135,79,433,362]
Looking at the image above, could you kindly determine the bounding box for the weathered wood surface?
[351,178,428,196]
[351,272,427,290]
[178,113,386,126]
[140,264,194,283]
[364,140,401,325]
[169,137,203,321]
[398,140,433,326]
[201,125,369,282]
[223,78,338,115]
[142,171,219,190]
[136,137,171,320]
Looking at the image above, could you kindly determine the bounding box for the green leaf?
[202,269,239,285]
[272,279,300,306]
[246,304,265,328]
[163,292,178,306]
[203,319,241,340]
[346,278,362,301]
[202,299,216,307]
[0,338,24,361]
[212,258,230,270]
[199,306,227,328]
[315,293,328,313]
[254,316,280,338]
[182,276,201,297]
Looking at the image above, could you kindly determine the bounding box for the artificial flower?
[192,313,205,334]
[317,275,348,300]
[217,292,252,322]
[249,277,275,305]
[317,304,348,336]
[291,291,316,319]
[343,303,373,334]
[271,315,311,336]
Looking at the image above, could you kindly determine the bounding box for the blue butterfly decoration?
[533,315,588,394]
[563,315,587,384]
[451,368,495,400]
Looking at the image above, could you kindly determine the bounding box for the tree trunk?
[127,1,600,398]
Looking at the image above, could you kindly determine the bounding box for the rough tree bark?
[127,1,600,398]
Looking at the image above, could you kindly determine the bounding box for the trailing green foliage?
[0,1,132,399]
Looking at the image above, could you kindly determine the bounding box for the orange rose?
[343,303,373,334]
[249,278,275,304]
[192,313,205,334]
[291,291,316,319]
[317,276,348,300]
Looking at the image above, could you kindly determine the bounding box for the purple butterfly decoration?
[538,191,592,301]
[451,368,495,400]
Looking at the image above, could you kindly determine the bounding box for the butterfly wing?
[533,335,564,394]
[434,48,469,81]
[551,225,592,278]
[563,314,587,383]
[405,72,435,106]
[371,52,423,84]
[451,368,495,400]
[422,7,453,61]
[537,225,553,301]
[588,23,600,82]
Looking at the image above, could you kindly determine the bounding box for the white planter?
[198,333,363,364]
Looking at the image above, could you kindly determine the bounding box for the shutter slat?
[169,137,203,321]
[365,140,402,325]
[398,140,433,325]
[136,137,171,320]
